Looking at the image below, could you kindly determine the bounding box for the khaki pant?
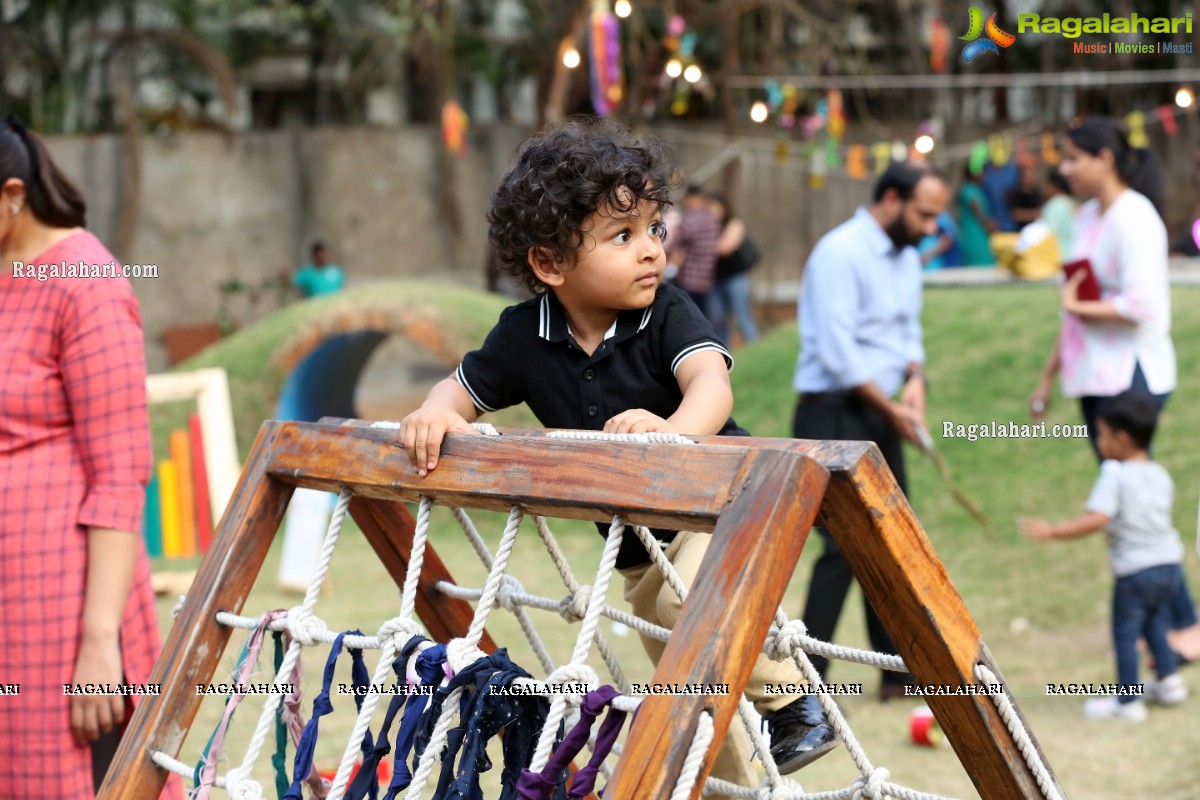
[618,530,807,796]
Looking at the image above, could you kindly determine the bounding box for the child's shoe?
[761,694,840,773]
[1083,696,1147,721]
[1145,673,1188,705]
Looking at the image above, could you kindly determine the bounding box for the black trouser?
[793,393,911,687]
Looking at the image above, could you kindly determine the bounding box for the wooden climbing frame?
[99,419,1063,800]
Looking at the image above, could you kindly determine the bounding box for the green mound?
[153,281,519,458]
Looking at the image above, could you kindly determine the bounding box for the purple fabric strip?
[515,686,622,800]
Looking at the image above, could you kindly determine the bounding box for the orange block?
[170,430,196,558]
[158,461,181,559]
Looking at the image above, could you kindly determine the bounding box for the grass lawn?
[152,283,1200,799]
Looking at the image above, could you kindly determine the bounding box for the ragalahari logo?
[960,7,1016,62]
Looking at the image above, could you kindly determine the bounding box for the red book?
[189,413,213,553]
[1062,258,1101,302]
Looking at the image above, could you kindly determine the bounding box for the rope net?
[157,425,1059,800]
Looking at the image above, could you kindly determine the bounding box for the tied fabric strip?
[515,686,624,800]
[192,609,289,799]
[435,649,548,800]
[384,643,449,799]
[271,630,330,799]
[283,630,375,800]
[344,635,430,800]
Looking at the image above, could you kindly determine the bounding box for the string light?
[750,101,769,123]
[1177,87,1195,109]
[914,135,935,154]
[563,47,581,69]
[614,0,632,18]
[665,59,682,78]
[683,65,702,83]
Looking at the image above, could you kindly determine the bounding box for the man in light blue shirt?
[792,161,948,700]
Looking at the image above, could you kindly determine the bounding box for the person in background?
[918,210,961,271]
[1008,156,1044,231]
[706,192,759,345]
[0,115,180,799]
[958,162,996,267]
[1022,390,1188,721]
[981,158,1018,233]
[1039,168,1076,261]
[792,161,949,700]
[1029,115,1200,666]
[666,185,722,312]
[293,240,345,298]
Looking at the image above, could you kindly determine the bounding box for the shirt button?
[583,369,595,381]
[587,405,599,418]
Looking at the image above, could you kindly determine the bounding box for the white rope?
[670,710,715,800]
[225,487,350,799]
[527,515,626,774]
[406,505,525,799]
[976,664,1064,800]
[767,617,908,673]
[547,429,695,445]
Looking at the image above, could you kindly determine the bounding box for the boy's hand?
[399,404,478,476]
[604,409,677,435]
[1019,517,1056,541]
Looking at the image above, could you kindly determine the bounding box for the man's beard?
[885,214,921,250]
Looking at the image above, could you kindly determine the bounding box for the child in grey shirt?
[1022,389,1187,721]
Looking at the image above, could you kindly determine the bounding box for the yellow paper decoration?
[775,138,789,165]
[809,148,826,189]
[1126,111,1149,148]
[872,141,892,175]
[988,133,1012,166]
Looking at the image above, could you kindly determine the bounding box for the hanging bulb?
[750,101,769,124]
[562,47,581,69]
[665,59,683,78]
[614,0,632,18]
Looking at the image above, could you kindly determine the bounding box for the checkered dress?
[0,231,176,798]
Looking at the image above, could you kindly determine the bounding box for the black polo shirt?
[456,282,746,567]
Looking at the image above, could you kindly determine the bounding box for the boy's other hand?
[398,405,478,476]
[604,409,677,435]
[1019,517,1055,541]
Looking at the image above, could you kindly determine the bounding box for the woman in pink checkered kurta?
[1,118,179,799]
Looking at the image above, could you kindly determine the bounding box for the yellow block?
[158,461,181,559]
[170,430,196,558]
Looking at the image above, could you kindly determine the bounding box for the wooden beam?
[605,449,828,799]
[98,423,294,799]
[818,445,1065,800]
[267,421,748,529]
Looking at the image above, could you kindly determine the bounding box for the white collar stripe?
[670,343,735,376]
[455,364,498,413]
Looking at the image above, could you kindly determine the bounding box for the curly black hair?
[486,117,679,294]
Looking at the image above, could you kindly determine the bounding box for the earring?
[9,202,19,216]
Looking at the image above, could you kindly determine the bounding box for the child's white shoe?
[1083,697,1147,721]
[1146,673,1187,705]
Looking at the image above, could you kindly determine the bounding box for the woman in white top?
[1029,115,1200,661]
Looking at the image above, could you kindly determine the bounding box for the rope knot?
[546,664,599,694]
[765,619,808,662]
[446,637,489,674]
[496,575,526,612]
[225,768,265,800]
[471,422,500,436]
[377,617,424,650]
[285,606,328,647]
[852,767,890,800]
[558,586,591,623]
[171,594,187,620]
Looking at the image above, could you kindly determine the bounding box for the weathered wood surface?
[104,420,1061,800]
[604,448,829,800]
[99,424,294,799]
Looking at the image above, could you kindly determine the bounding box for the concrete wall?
[43,122,1199,371]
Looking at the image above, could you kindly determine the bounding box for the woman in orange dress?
[0,116,178,799]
